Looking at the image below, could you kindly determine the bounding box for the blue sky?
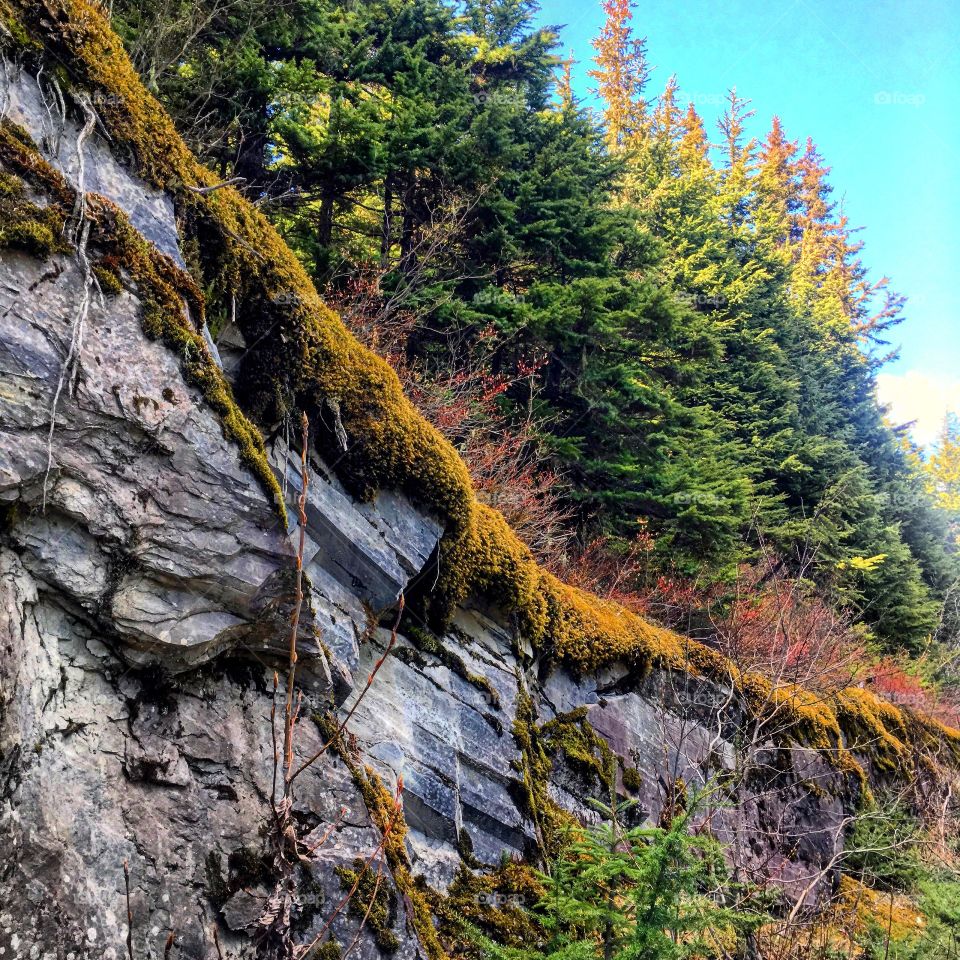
[532,0,959,446]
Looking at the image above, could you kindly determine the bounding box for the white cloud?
[875,370,960,448]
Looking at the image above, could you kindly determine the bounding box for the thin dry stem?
[283,411,309,789]
[291,595,404,784]
[122,859,134,960]
[298,781,403,958]
[341,861,385,960]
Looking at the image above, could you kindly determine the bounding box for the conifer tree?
[717,87,756,169]
[112,0,959,651]
[555,50,575,109]
[651,75,682,144]
[927,414,960,521]
[755,115,799,250]
[476,795,764,960]
[716,87,756,228]
[588,0,650,150]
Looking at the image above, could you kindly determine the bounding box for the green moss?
[434,862,545,958]
[621,766,642,793]
[203,844,271,909]
[456,827,482,869]
[204,850,229,908]
[335,857,399,952]
[310,944,342,960]
[391,645,428,670]
[830,686,960,778]
[226,844,273,891]
[540,707,616,788]
[0,218,57,256]
[0,170,23,196]
[93,261,124,294]
[0,142,70,259]
[0,1,41,49]
[0,118,73,205]
[511,690,580,861]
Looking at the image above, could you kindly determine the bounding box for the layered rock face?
[0,61,857,960]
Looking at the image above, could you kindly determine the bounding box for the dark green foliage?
[845,802,925,894]
[857,880,960,960]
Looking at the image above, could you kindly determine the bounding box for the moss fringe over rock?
[3,0,960,789]
[0,116,285,516]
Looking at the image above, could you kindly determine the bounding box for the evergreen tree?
[928,414,960,516]
[588,0,650,151]
[555,50,575,109]
[476,796,764,960]
[111,0,959,651]
[754,115,799,251]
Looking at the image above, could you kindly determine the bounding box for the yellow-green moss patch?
[334,857,399,952]
[511,690,583,861]
[0,128,71,258]
[434,861,545,959]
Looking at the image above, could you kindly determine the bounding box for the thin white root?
[52,75,68,147]
[41,93,101,510]
[71,93,97,242]
[0,52,13,121]
[327,397,349,452]
[42,218,93,512]
[183,176,246,194]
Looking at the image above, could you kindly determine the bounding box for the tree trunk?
[381,173,394,270]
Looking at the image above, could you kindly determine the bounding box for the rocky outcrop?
[0,23,950,960]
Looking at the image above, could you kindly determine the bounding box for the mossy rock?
[335,858,399,952]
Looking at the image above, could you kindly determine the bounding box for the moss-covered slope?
[2,0,958,785]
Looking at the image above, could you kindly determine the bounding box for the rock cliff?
[1,4,958,958]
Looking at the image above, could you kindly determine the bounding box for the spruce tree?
[588,0,650,151]
[476,796,764,960]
